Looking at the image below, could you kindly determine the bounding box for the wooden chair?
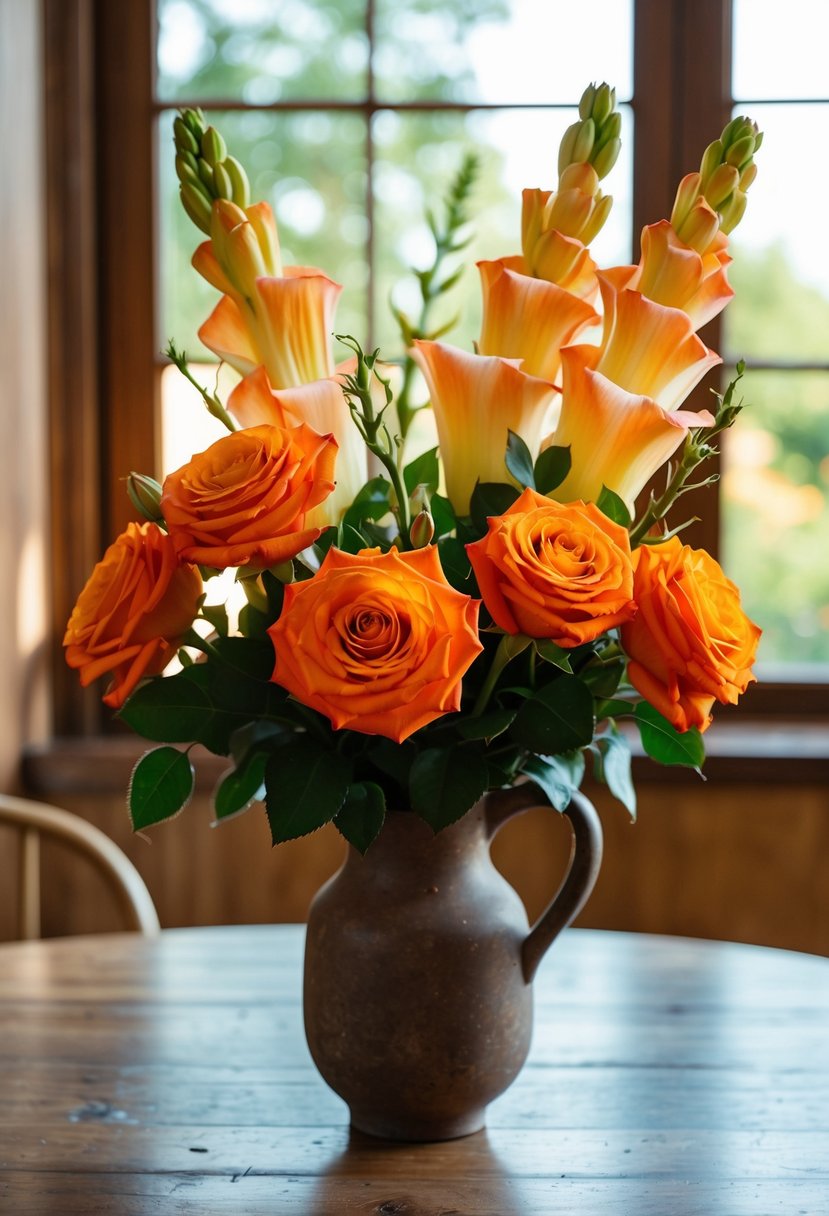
[0,793,160,939]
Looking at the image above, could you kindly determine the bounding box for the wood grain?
[0,927,826,1214]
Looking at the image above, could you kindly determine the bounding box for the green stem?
[471,634,530,717]
[166,343,237,433]
[629,450,700,547]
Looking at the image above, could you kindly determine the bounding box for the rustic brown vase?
[303,785,603,1141]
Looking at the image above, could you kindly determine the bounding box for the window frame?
[43,0,829,748]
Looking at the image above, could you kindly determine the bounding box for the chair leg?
[19,828,40,940]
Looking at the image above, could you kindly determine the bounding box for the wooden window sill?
[21,717,829,798]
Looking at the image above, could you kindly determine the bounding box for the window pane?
[374,0,633,104]
[733,0,829,100]
[722,370,829,667]
[723,103,829,363]
[156,0,369,102]
[157,108,369,355]
[372,106,633,355]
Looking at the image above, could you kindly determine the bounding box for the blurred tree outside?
[724,249,829,665]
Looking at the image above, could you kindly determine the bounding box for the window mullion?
[95,0,158,543]
[633,0,732,558]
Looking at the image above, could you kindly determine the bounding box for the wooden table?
[0,926,827,1215]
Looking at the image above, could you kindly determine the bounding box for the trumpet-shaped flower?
[198,266,341,389]
[521,186,600,298]
[545,345,714,511]
[192,199,341,390]
[412,340,558,516]
[196,199,282,299]
[227,365,368,528]
[477,259,598,382]
[595,271,721,410]
[629,220,734,330]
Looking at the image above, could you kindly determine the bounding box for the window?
[45,0,829,742]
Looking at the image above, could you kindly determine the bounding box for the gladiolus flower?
[193,199,282,300]
[594,271,721,410]
[521,183,600,298]
[545,345,714,511]
[198,267,341,389]
[191,198,341,390]
[411,340,559,516]
[477,259,598,382]
[628,220,734,330]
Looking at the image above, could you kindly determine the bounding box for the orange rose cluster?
[467,487,637,646]
[268,547,482,743]
[161,422,337,570]
[621,538,761,732]
[63,522,202,709]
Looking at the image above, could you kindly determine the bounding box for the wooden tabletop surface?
[0,925,827,1215]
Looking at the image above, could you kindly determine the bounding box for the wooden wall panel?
[0,0,50,792]
[5,781,827,957]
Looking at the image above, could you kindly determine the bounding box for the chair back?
[0,793,160,939]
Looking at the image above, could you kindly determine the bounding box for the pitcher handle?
[486,784,603,984]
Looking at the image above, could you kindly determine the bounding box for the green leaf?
[334,782,386,853]
[596,485,632,528]
[229,719,287,766]
[343,476,393,530]
[261,571,286,616]
[534,639,573,672]
[129,746,194,830]
[365,737,416,788]
[213,750,268,822]
[265,737,352,844]
[511,674,595,754]
[469,482,521,534]
[522,751,585,812]
[430,493,457,539]
[119,673,214,743]
[410,746,489,832]
[238,602,271,640]
[596,732,637,819]
[438,536,474,593]
[200,602,229,636]
[404,446,439,497]
[208,636,277,681]
[505,430,535,489]
[635,701,706,770]
[312,526,339,563]
[595,696,636,721]
[581,656,625,698]
[339,523,370,555]
[533,445,571,495]
[455,707,517,742]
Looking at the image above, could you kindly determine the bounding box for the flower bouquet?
[64,83,762,1138]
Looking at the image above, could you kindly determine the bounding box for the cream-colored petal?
[412,340,558,515]
[477,259,597,382]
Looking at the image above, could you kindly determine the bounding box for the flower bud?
[409,509,435,549]
[127,473,164,523]
[200,125,227,167]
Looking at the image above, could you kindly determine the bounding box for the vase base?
[349,1107,486,1143]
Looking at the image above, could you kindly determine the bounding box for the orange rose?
[466,487,636,645]
[621,537,761,732]
[268,547,483,742]
[64,522,202,709]
[161,422,337,569]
